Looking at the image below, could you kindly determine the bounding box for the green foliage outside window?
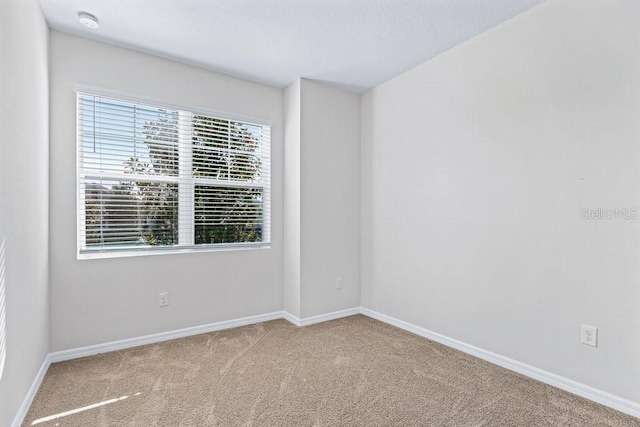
[84,109,264,248]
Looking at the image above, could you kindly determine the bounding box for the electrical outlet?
[336,277,343,289]
[159,292,169,307]
[581,324,598,347]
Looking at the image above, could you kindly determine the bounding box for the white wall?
[283,79,361,319]
[283,80,301,318]
[361,0,640,404]
[49,32,284,351]
[299,79,361,317]
[0,0,50,424]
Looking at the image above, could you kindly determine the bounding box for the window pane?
[194,185,263,244]
[78,92,270,256]
[229,153,262,182]
[192,146,229,180]
[192,116,230,151]
[229,121,261,152]
[84,179,178,247]
[192,116,263,182]
[79,96,179,176]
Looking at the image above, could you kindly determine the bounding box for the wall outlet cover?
[159,292,169,307]
[581,324,598,347]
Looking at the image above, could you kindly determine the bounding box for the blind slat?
[78,92,271,255]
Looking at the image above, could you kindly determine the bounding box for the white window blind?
[77,92,271,257]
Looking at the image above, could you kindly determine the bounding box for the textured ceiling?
[38,0,544,93]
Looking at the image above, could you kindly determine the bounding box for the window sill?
[77,243,270,260]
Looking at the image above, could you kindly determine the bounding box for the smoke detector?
[78,12,99,29]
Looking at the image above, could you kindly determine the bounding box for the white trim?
[49,311,283,363]
[12,308,359,425]
[78,242,270,260]
[11,354,51,427]
[177,110,194,246]
[75,91,272,259]
[12,307,640,426]
[281,311,301,327]
[281,308,360,327]
[44,307,360,364]
[300,307,361,327]
[359,307,640,420]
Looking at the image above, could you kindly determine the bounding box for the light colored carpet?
[23,315,639,426]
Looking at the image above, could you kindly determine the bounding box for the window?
[77,92,271,257]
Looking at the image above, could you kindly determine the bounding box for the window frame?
[75,86,272,259]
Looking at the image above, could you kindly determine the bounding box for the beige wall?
[361,0,640,403]
[0,0,50,425]
[49,31,284,351]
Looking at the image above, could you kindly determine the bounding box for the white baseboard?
[46,307,361,363]
[283,307,361,327]
[13,308,360,426]
[359,307,640,419]
[13,307,639,426]
[11,354,51,427]
[48,311,284,363]
[13,311,285,426]
[281,311,300,326]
